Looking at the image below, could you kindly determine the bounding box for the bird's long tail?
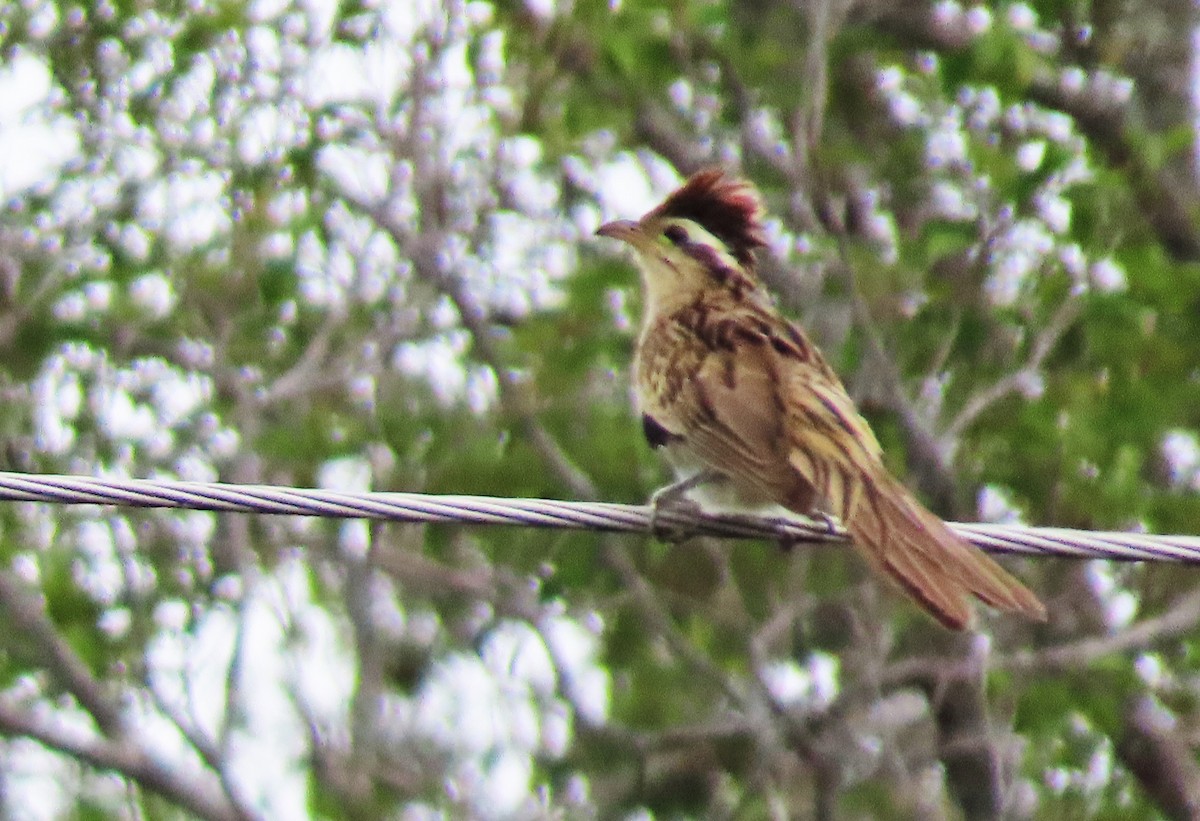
[843,469,1046,630]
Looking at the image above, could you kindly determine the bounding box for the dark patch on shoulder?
[642,414,682,450]
[714,310,812,364]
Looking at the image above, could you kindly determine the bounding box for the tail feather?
[844,470,1046,630]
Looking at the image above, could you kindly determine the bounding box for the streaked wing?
[681,340,796,503]
[673,308,866,512]
[780,354,883,522]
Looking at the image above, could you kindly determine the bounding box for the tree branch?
[946,289,1083,439]
[0,571,124,737]
[866,3,1200,262]
[0,697,240,821]
[1118,695,1200,821]
[1001,590,1200,673]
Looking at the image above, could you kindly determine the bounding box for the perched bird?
[596,168,1045,630]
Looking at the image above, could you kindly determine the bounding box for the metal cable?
[0,471,1192,562]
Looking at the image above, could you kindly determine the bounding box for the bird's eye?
[663,225,689,247]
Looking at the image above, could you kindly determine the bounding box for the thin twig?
[946,291,1083,438]
[1001,590,1200,673]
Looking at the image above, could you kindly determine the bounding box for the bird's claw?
[647,487,704,542]
[775,510,839,553]
[811,510,838,536]
[644,470,723,542]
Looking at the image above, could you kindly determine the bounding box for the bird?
[596,168,1046,630]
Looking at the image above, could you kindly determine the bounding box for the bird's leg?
[650,470,720,507]
[647,470,725,541]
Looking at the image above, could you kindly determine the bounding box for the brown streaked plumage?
[596,168,1045,630]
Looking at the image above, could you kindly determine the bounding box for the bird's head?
[596,168,768,311]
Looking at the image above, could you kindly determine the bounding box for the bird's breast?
[635,318,699,408]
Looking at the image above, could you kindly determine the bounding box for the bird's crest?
[649,168,767,268]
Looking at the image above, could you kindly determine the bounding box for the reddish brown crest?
[649,168,767,268]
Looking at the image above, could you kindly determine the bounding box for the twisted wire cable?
[0,472,1195,562]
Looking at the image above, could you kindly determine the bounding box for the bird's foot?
[810,510,839,536]
[648,493,704,542]
[646,471,722,542]
[776,510,840,553]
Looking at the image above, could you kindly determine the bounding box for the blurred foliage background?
[0,0,1199,818]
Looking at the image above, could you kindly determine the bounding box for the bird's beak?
[595,219,641,243]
